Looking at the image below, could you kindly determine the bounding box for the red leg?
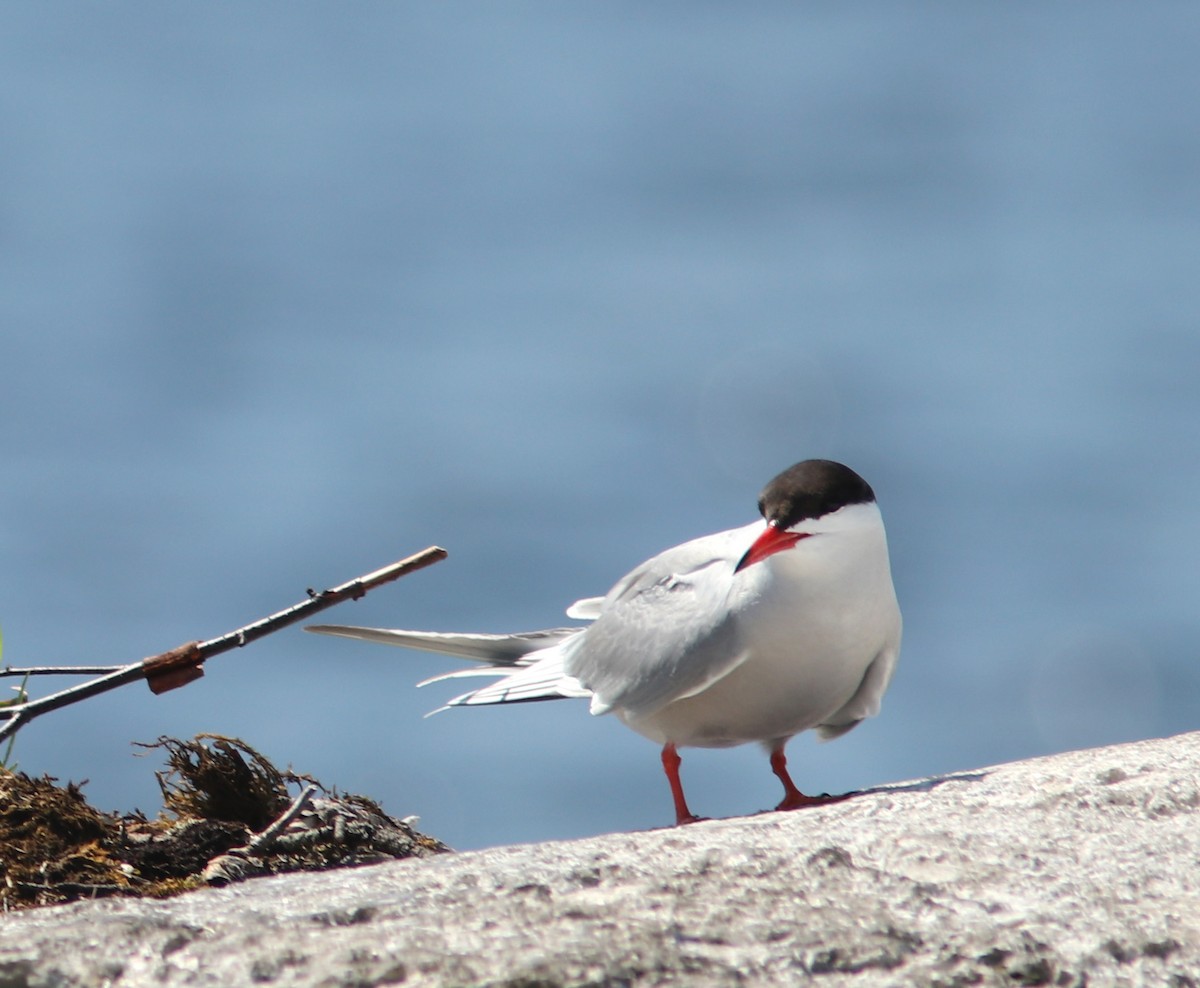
[661,743,704,825]
[770,743,848,811]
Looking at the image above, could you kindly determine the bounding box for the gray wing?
[565,596,605,619]
[564,526,754,718]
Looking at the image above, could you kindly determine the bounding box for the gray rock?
[2,731,1199,987]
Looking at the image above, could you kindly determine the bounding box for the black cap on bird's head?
[757,459,876,530]
[735,460,876,573]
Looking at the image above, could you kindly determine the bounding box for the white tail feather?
[305,624,580,664]
[305,623,592,711]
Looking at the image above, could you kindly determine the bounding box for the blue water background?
[2,4,1198,849]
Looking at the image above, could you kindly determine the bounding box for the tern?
[308,459,901,825]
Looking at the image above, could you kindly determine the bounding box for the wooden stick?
[0,546,447,744]
[1,666,129,678]
[246,784,320,853]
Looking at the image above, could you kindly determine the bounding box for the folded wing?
[564,525,755,718]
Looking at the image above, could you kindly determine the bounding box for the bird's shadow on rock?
[741,771,991,820]
[857,770,990,797]
[647,772,990,831]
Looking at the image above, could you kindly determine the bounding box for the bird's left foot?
[775,790,855,811]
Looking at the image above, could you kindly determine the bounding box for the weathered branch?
[0,667,126,678]
[246,784,320,854]
[0,546,447,745]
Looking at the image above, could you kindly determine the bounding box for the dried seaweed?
[0,772,126,909]
[0,735,448,912]
[141,734,311,830]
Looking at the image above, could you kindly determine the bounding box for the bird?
[307,459,901,825]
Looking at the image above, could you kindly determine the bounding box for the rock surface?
[2,731,1199,987]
